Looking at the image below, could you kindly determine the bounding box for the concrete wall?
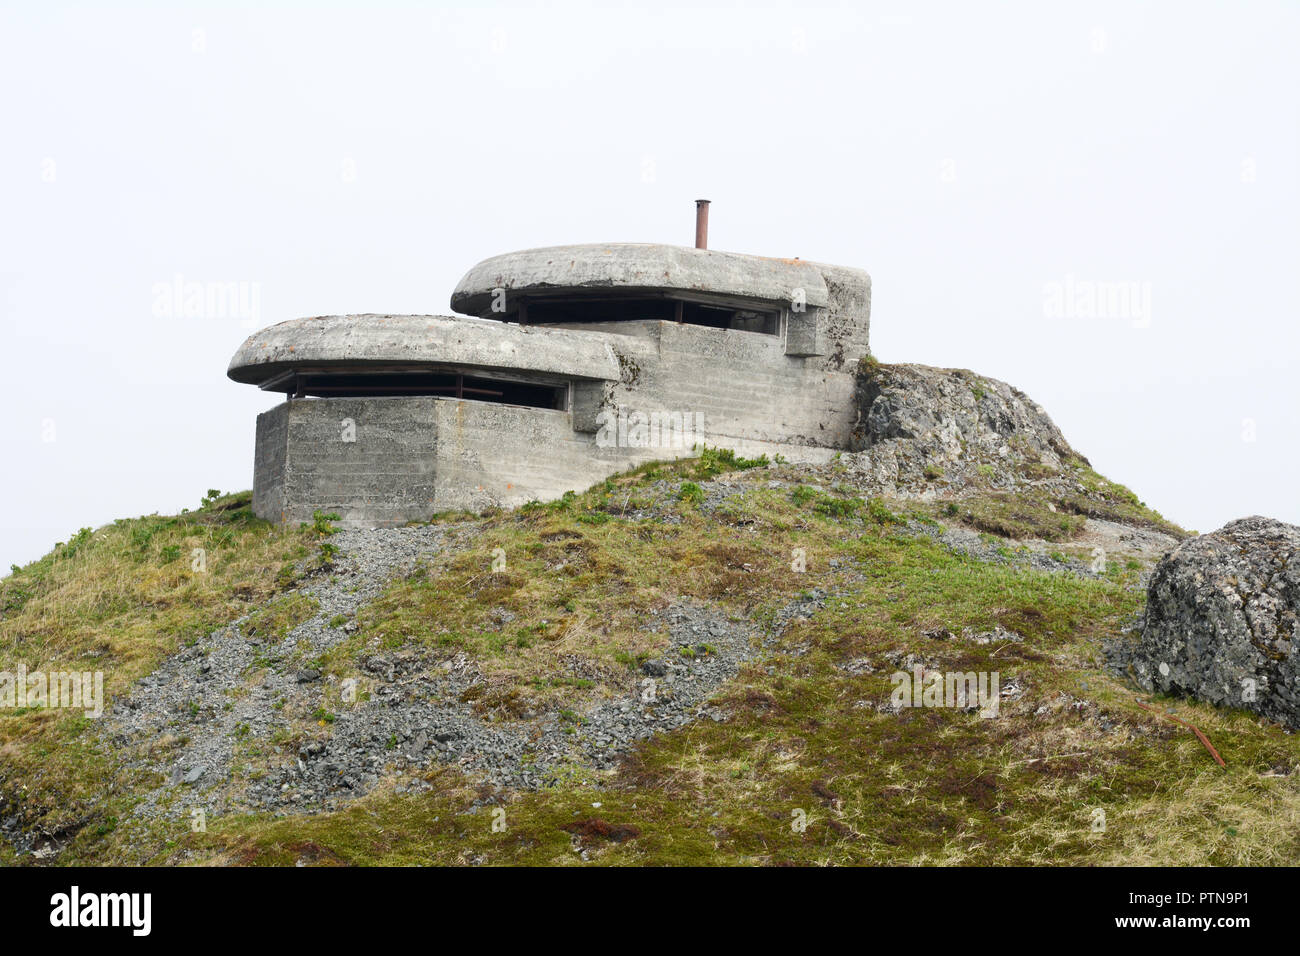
[250,302,867,526]
[253,403,289,523]
[253,397,440,526]
[812,262,872,373]
[253,394,687,526]
[428,400,633,512]
[593,322,861,452]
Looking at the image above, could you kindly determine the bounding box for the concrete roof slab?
[450,243,831,316]
[227,314,623,386]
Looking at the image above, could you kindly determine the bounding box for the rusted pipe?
[694,199,710,249]
[1134,699,1226,767]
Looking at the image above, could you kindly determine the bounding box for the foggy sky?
[2,0,1297,573]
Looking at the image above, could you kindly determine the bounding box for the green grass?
[1062,464,1188,538]
[943,492,1087,542]
[5,460,1290,868]
[0,491,312,860]
[242,593,318,642]
[919,474,1185,545]
[152,516,1300,866]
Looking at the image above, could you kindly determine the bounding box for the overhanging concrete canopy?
[450,243,831,317]
[227,313,623,386]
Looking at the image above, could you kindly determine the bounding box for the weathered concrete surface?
[252,403,289,521]
[591,321,861,451]
[228,314,621,386]
[814,261,873,371]
[450,243,833,315]
[251,392,677,526]
[428,399,633,513]
[1117,516,1300,728]
[235,243,875,526]
[242,308,873,525]
[254,397,441,526]
[252,386,845,527]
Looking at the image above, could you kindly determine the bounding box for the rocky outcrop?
[844,361,1085,492]
[1118,516,1300,728]
[833,360,1186,540]
[851,361,1081,465]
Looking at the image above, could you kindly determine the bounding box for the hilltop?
[3,362,1298,866]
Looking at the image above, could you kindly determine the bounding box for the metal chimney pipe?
[694,199,711,249]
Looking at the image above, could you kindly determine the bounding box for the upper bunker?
[450,242,832,328]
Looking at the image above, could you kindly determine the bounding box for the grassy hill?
[2,450,1298,866]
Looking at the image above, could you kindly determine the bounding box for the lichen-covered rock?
[844,361,1086,495]
[1122,516,1300,728]
[851,362,1080,465]
[825,360,1185,541]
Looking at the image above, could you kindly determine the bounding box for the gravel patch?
[102,525,451,821]
[100,526,817,823]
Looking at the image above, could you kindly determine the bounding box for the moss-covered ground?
[2,461,1294,866]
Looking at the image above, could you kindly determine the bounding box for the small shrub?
[865,498,903,525]
[541,491,578,513]
[814,495,861,519]
[691,446,769,480]
[677,482,705,503]
[790,485,818,506]
[307,511,340,537]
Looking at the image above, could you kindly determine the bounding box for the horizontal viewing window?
[284,371,567,410]
[525,298,780,335]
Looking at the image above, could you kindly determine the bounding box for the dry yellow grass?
[0,492,312,845]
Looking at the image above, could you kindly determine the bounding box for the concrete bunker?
[228,206,873,527]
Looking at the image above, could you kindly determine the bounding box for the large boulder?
[850,362,1080,466]
[845,361,1086,492]
[1122,516,1300,728]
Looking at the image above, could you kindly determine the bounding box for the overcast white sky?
[2,0,1297,573]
